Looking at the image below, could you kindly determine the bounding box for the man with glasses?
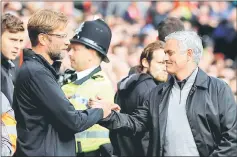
[12,9,111,157]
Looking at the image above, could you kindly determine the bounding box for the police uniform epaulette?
[91,74,104,80]
[58,69,77,86]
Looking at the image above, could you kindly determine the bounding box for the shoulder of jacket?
[150,82,168,95]
[18,60,47,81]
[208,76,229,91]
[23,58,45,72]
[209,76,226,84]
[133,79,156,94]
[143,77,156,86]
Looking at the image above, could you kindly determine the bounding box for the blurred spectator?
[209,2,234,21]
[139,24,158,47]
[2,2,22,16]
[2,1,236,95]
[123,2,141,24]
[106,2,130,17]
[157,17,185,41]
[212,19,237,60]
[147,1,173,28]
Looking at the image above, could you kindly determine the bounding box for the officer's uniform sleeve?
[28,70,104,133]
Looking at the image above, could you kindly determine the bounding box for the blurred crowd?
[2,1,237,98]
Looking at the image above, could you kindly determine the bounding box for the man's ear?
[187,49,193,62]
[38,34,47,46]
[142,58,149,68]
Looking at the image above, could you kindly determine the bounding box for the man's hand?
[88,96,121,118]
[95,95,121,112]
[110,103,121,112]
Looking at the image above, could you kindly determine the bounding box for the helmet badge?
[75,22,85,39]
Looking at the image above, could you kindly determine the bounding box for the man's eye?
[168,52,173,56]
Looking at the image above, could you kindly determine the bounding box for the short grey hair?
[165,31,203,64]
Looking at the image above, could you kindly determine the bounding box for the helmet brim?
[70,38,110,63]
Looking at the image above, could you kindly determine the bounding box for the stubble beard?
[48,47,62,61]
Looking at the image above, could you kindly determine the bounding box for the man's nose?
[64,36,70,47]
[164,53,169,61]
[68,49,73,56]
[14,41,21,50]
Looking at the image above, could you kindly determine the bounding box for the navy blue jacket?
[12,49,103,156]
[1,54,15,105]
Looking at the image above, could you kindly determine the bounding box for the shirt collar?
[1,53,15,69]
[173,67,199,89]
[34,53,58,78]
[76,66,98,81]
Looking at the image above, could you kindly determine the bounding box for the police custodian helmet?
[70,19,112,63]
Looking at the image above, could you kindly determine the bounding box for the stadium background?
[2,1,236,99]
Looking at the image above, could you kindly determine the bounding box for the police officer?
[62,19,115,157]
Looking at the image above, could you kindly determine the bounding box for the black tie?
[57,69,77,86]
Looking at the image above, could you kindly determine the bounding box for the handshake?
[88,96,121,118]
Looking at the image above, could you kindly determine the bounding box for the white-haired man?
[89,30,237,156]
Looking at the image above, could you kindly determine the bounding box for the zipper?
[185,86,199,151]
[185,85,196,111]
[186,85,205,155]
